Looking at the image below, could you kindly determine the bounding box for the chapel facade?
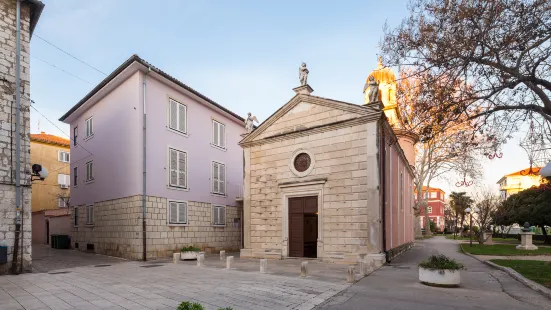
[239,59,418,264]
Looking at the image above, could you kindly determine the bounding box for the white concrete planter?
[419,267,461,287]
[180,251,199,260]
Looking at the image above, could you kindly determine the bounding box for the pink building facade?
[60,55,246,260]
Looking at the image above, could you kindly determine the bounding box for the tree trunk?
[424,203,432,236]
[541,224,550,245]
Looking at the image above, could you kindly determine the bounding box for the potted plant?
[180,246,201,260]
[418,254,464,287]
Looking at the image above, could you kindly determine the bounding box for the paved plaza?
[1,238,550,310]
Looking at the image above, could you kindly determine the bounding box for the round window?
[293,153,311,172]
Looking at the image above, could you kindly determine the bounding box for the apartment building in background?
[59,55,246,260]
[417,186,446,232]
[30,132,71,245]
[497,167,541,199]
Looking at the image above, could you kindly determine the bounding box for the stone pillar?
[197,253,205,267]
[226,256,234,269]
[240,147,252,258]
[172,253,180,263]
[220,250,225,260]
[260,259,267,273]
[300,261,308,278]
[516,232,538,250]
[367,253,385,268]
[359,261,367,277]
[347,266,356,283]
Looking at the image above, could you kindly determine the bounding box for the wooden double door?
[289,196,318,258]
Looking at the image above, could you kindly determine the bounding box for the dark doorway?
[289,196,318,258]
[46,220,49,245]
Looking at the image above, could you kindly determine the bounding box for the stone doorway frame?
[279,179,326,259]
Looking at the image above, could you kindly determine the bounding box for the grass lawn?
[461,244,551,256]
[490,259,551,288]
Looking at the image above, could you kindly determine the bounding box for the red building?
[417,187,446,232]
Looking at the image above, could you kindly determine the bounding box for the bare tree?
[472,189,501,244]
[382,0,551,144]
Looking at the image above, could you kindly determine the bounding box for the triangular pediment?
[241,94,379,145]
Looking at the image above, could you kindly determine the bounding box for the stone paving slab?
[1,259,349,310]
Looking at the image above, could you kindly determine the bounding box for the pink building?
[417,187,446,232]
[59,55,246,260]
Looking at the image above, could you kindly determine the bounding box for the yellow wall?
[30,141,71,212]
[499,174,541,199]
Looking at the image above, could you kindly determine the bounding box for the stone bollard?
[173,252,181,264]
[220,250,226,260]
[359,260,366,277]
[347,266,356,283]
[260,259,267,273]
[226,256,234,270]
[197,253,205,267]
[300,261,308,278]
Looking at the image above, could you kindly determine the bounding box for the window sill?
[210,144,227,152]
[167,127,188,137]
[85,224,94,227]
[84,134,94,142]
[167,185,189,192]
[85,180,95,185]
[212,225,226,228]
[211,193,227,197]
[168,223,189,227]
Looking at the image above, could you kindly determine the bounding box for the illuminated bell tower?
[364,56,400,128]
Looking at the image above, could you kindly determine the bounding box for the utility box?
[0,246,7,264]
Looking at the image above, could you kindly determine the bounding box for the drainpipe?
[380,123,388,261]
[142,67,151,261]
[11,0,22,275]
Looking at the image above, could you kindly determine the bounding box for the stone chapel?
[239,58,418,264]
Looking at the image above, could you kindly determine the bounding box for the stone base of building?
[240,247,386,264]
[71,195,242,260]
[387,242,414,262]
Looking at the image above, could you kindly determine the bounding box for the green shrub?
[419,254,464,274]
[177,302,204,310]
[181,245,201,252]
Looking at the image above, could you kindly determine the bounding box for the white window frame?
[211,161,226,196]
[86,205,94,225]
[211,119,226,149]
[58,197,67,209]
[168,200,188,225]
[85,161,94,182]
[57,173,70,187]
[58,150,70,163]
[85,116,94,138]
[168,98,187,135]
[168,147,188,189]
[212,205,226,227]
[427,206,433,214]
[430,192,437,199]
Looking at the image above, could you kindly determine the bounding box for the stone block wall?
[0,0,33,274]
[71,195,242,260]
[246,120,381,263]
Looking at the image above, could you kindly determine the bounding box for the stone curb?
[459,244,551,300]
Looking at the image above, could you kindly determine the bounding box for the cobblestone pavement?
[32,245,127,273]
[2,249,350,310]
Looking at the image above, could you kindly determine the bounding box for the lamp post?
[465,207,472,247]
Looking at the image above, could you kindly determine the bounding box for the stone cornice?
[278,178,328,188]
[240,114,381,147]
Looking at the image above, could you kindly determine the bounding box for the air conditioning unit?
[60,184,69,189]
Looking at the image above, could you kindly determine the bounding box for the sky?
[29,0,536,199]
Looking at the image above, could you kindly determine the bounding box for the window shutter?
[212,162,219,193]
[66,174,70,186]
[170,201,178,223]
[89,118,93,135]
[58,151,62,162]
[220,123,225,148]
[178,151,186,188]
[213,206,219,225]
[213,121,219,146]
[220,206,226,225]
[169,100,177,130]
[58,174,64,185]
[169,149,178,186]
[219,164,226,195]
[178,103,186,133]
[178,202,187,223]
